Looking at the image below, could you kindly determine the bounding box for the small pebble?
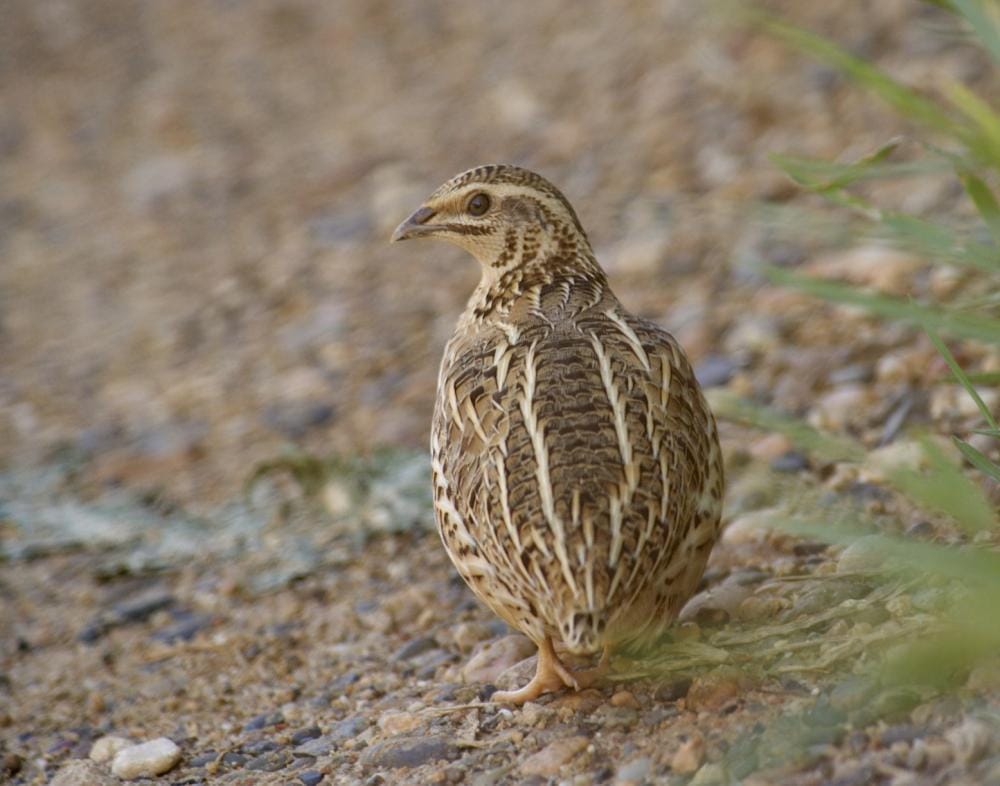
[616,755,652,783]
[610,690,640,709]
[671,732,705,773]
[152,612,212,643]
[680,578,754,624]
[655,677,692,702]
[359,735,460,769]
[548,688,604,714]
[592,704,639,730]
[689,762,727,786]
[329,715,368,741]
[836,535,885,573]
[889,740,910,764]
[923,740,954,769]
[378,710,424,736]
[520,735,589,777]
[295,735,334,757]
[519,701,552,728]
[188,750,218,767]
[2,753,23,776]
[50,760,118,786]
[828,363,872,385]
[221,751,248,767]
[805,245,923,295]
[906,739,927,770]
[721,509,775,546]
[770,451,809,473]
[392,635,437,661]
[749,433,794,462]
[686,667,749,712]
[452,621,494,653]
[290,725,322,745]
[737,594,789,621]
[246,750,292,772]
[243,710,284,731]
[111,737,182,779]
[808,385,874,432]
[89,735,132,763]
[300,771,325,786]
[694,355,738,388]
[463,634,535,684]
[945,717,994,766]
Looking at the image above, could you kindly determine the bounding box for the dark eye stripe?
[442,223,493,236]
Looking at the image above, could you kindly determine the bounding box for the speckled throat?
[464,207,608,322]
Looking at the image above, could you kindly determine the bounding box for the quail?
[392,165,724,703]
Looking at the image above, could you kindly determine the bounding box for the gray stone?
[294,735,336,757]
[246,750,292,771]
[263,400,336,439]
[360,734,460,769]
[694,355,738,388]
[330,715,368,741]
[392,635,438,662]
[152,611,212,643]
[243,710,284,731]
[290,726,323,745]
[770,451,809,473]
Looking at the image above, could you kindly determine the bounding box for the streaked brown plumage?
[393,165,724,703]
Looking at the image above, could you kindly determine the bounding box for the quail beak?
[391,205,439,242]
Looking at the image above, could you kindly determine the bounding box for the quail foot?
[392,165,724,703]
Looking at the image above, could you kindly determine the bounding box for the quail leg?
[491,637,580,704]
[568,645,611,689]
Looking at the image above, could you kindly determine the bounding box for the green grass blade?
[770,139,904,191]
[764,154,948,188]
[707,390,866,462]
[768,268,1000,344]
[959,171,1000,246]
[755,14,958,134]
[880,214,1000,273]
[927,330,1000,430]
[954,437,1000,482]
[774,517,1000,585]
[887,437,997,534]
[769,155,1000,272]
[944,80,1000,164]
[952,0,1000,67]
[947,372,1000,386]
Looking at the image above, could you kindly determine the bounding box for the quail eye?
[467,192,491,217]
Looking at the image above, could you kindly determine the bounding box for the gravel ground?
[2,1,999,784]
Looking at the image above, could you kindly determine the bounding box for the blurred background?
[3,2,1000,783]
[2,0,977,506]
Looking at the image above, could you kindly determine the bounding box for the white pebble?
[945,718,995,766]
[89,735,132,763]
[111,738,181,779]
[616,755,652,782]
